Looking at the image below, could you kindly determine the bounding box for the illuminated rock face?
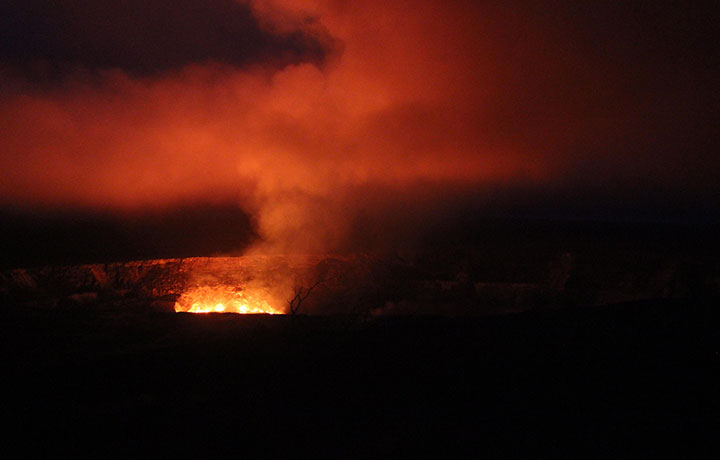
[174,284,284,314]
[0,256,374,313]
[1,252,708,315]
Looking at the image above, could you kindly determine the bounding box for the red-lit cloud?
[0,0,717,252]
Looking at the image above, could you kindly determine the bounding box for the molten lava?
[174,285,282,314]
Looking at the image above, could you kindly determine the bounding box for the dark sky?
[0,0,718,264]
[0,0,331,77]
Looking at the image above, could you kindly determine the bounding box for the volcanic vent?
[0,255,371,315]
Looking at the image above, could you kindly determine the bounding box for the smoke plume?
[0,0,717,258]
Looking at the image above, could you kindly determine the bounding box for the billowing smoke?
[0,0,717,259]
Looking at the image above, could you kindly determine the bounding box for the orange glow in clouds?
[1,0,670,253]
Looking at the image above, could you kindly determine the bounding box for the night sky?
[1,0,718,264]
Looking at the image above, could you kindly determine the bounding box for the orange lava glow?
[174,285,282,314]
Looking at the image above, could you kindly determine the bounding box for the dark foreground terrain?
[2,299,718,458]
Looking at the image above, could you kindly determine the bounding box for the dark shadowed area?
[0,204,256,268]
[2,300,717,457]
